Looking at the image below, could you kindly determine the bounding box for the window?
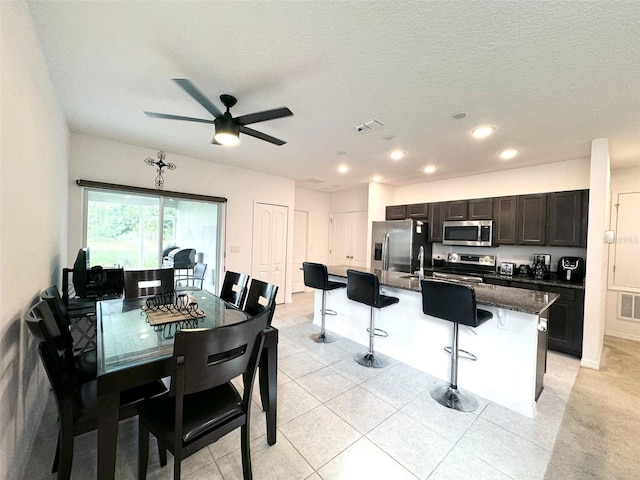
[82,182,225,293]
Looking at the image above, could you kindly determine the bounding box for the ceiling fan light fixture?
[214,117,240,146]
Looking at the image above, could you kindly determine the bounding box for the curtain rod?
[76,179,227,203]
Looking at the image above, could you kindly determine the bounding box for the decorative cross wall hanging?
[144,151,176,189]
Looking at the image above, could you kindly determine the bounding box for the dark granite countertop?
[327,265,559,315]
[482,272,585,290]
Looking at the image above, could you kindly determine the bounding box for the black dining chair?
[26,301,167,480]
[219,270,250,307]
[41,285,97,354]
[243,278,278,326]
[137,309,270,480]
[124,268,175,298]
[26,299,96,385]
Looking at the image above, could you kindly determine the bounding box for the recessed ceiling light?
[337,164,349,173]
[451,111,469,120]
[336,151,347,156]
[383,135,396,141]
[371,175,382,182]
[423,165,438,174]
[389,150,405,160]
[500,149,519,160]
[471,125,496,139]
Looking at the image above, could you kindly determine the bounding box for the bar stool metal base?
[354,352,388,368]
[429,382,478,412]
[310,331,336,343]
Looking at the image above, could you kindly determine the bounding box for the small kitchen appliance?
[557,257,586,283]
[500,262,515,276]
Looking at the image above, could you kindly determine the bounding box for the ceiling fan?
[144,78,293,146]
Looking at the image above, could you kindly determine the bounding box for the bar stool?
[302,262,346,343]
[346,269,399,368]
[420,279,492,412]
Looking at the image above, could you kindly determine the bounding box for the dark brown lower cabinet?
[483,277,584,357]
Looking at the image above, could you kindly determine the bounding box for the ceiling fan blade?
[239,126,286,146]
[236,107,293,126]
[144,111,215,124]
[172,78,223,119]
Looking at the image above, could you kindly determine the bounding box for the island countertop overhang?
[326,265,559,315]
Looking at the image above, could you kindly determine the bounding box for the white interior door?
[292,210,308,292]
[330,212,350,265]
[329,211,368,267]
[612,192,640,289]
[252,202,288,304]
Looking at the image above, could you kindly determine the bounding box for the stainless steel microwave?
[443,220,493,246]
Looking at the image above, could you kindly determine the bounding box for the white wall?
[294,187,331,265]
[581,139,611,369]
[68,134,296,302]
[393,158,590,204]
[605,166,640,341]
[329,187,368,212]
[0,2,70,478]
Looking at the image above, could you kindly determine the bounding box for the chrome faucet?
[417,245,425,280]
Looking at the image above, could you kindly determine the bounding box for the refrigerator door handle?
[382,234,389,270]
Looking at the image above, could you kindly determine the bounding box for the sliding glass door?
[84,188,223,292]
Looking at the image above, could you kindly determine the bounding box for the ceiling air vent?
[354,118,384,132]
[305,178,324,184]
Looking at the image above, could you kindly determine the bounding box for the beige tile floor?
[24,291,580,480]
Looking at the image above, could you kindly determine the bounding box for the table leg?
[97,391,119,480]
[259,330,278,446]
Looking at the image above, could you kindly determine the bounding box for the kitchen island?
[312,266,559,418]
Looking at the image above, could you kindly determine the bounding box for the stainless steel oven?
[443,220,493,247]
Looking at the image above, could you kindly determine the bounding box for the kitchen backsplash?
[431,243,587,272]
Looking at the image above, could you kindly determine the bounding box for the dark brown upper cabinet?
[547,190,584,247]
[385,205,407,220]
[517,194,547,245]
[493,196,517,245]
[468,198,494,220]
[428,202,446,242]
[445,200,467,220]
[581,190,589,248]
[406,203,429,219]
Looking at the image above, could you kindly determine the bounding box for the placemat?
[146,307,205,326]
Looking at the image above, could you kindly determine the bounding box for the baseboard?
[580,358,601,370]
[605,330,640,342]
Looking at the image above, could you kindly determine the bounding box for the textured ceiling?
[27,1,640,192]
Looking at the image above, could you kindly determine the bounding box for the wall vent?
[618,293,640,322]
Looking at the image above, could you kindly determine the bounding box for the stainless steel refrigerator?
[371,220,432,273]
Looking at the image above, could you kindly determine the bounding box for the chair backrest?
[26,300,77,385]
[420,280,480,327]
[346,269,380,308]
[219,271,250,308]
[40,286,74,346]
[302,262,330,290]
[124,268,175,298]
[192,262,207,288]
[171,310,269,398]
[243,279,278,325]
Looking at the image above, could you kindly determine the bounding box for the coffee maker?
[557,257,586,283]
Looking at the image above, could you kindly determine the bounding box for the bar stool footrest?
[322,308,338,316]
[443,346,478,361]
[366,327,389,338]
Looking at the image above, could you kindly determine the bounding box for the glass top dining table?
[97,291,250,375]
[95,290,279,480]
